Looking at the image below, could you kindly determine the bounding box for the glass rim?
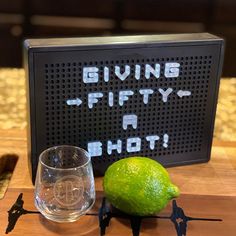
[39,145,91,170]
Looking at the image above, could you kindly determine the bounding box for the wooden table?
[0,128,236,235]
[0,69,236,235]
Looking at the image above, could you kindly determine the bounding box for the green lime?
[103,157,180,216]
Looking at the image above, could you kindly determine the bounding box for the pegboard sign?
[24,33,224,182]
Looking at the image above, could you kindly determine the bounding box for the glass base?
[35,198,95,223]
[41,212,82,223]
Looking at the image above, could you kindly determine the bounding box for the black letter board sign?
[24,33,224,182]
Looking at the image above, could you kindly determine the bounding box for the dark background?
[0,0,235,76]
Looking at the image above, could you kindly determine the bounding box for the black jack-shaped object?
[5,193,40,234]
[6,194,222,236]
[169,200,222,236]
[98,198,222,236]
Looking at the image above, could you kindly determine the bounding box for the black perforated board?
[24,33,224,182]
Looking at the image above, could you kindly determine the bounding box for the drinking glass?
[34,145,95,222]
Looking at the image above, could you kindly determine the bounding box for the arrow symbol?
[66,98,82,106]
[177,90,191,98]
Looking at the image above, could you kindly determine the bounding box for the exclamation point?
[163,134,169,148]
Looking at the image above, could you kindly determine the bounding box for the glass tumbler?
[34,145,95,222]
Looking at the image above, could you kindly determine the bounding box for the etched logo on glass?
[53,175,84,206]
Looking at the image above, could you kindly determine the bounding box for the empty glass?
[34,145,95,222]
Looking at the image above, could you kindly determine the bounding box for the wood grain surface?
[0,129,236,235]
[0,69,236,235]
[0,189,236,236]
